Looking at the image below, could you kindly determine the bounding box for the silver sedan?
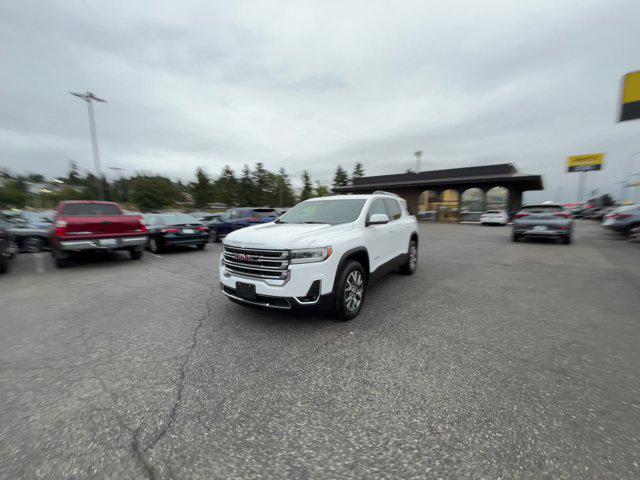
[512,204,573,244]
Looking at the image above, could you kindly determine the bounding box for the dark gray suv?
[512,204,573,244]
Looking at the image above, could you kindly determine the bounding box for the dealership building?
[333,163,544,222]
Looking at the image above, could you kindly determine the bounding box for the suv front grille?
[222,245,289,280]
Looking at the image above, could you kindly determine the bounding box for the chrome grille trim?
[222,245,289,280]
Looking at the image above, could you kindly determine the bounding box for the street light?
[414,151,423,173]
[70,91,107,200]
[622,151,640,203]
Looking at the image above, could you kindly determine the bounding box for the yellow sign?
[567,153,604,172]
[620,71,640,121]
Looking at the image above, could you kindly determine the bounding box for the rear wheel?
[129,248,143,259]
[0,255,8,274]
[512,231,521,242]
[24,236,44,253]
[333,260,366,321]
[562,234,572,245]
[210,230,218,243]
[197,242,206,250]
[149,238,162,253]
[399,239,418,275]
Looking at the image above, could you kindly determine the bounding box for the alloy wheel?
[344,270,364,312]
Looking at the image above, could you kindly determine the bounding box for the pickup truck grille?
[222,245,289,280]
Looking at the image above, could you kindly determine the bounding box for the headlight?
[289,246,332,264]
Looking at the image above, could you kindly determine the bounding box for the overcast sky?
[1,0,639,202]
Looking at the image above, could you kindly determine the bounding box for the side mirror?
[368,213,389,225]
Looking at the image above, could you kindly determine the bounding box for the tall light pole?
[108,166,125,202]
[623,151,640,204]
[414,151,423,173]
[70,91,107,200]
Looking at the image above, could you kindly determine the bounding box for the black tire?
[0,255,8,274]
[333,260,366,321]
[148,238,162,253]
[197,242,206,250]
[24,236,44,253]
[54,254,72,269]
[130,248,143,260]
[399,239,418,275]
[562,234,572,245]
[210,230,218,243]
[512,231,521,242]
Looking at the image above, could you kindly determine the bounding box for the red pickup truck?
[50,200,147,268]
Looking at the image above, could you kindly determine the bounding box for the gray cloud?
[1,0,639,202]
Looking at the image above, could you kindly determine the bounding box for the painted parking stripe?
[34,252,45,273]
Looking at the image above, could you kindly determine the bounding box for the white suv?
[219,193,419,320]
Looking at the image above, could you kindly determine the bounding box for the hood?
[224,222,354,249]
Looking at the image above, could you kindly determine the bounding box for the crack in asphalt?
[130,296,212,480]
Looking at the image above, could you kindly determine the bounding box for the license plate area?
[99,239,118,247]
[182,228,194,234]
[533,225,547,231]
[236,282,257,300]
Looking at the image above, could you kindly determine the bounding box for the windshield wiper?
[303,221,328,224]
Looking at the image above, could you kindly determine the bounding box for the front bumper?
[59,236,147,251]
[221,284,335,314]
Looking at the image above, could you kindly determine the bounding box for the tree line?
[0,161,365,212]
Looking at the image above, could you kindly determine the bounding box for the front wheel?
[399,239,418,275]
[333,260,366,321]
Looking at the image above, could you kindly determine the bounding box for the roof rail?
[373,190,400,197]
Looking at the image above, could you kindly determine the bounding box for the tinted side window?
[383,198,402,220]
[367,199,387,222]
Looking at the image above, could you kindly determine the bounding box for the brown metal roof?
[334,163,543,192]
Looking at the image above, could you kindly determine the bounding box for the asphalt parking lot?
[1,221,639,479]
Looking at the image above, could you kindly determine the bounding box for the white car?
[219,192,419,320]
[480,210,508,226]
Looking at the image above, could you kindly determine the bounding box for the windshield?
[277,199,366,225]
[60,203,121,216]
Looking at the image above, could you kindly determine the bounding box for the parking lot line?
[33,252,45,273]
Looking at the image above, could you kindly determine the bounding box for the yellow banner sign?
[567,153,604,172]
[620,71,640,122]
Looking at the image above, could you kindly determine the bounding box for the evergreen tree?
[300,170,314,201]
[237,164,254,206]
[251,162,271,205]
[214,165,238,206]
[275,168,296,206]
[314,182,330,197]
[130,174,182,211]
[352,162,365,180]
[333,165,349,187]
[190,167,213,208]
[68,161,81,184]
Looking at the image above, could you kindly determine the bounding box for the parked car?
[602,205,640,234]
[193,212,225,232]
[512,203,573,244]
[0,217,15,274]
[209,207,278,242]
[219,193,418,320]
[145,213,209,253]
[479,210,508,226]
[3,213,51,252]
[49,201,148,268]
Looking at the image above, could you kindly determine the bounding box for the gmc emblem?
[234,253,255,261]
